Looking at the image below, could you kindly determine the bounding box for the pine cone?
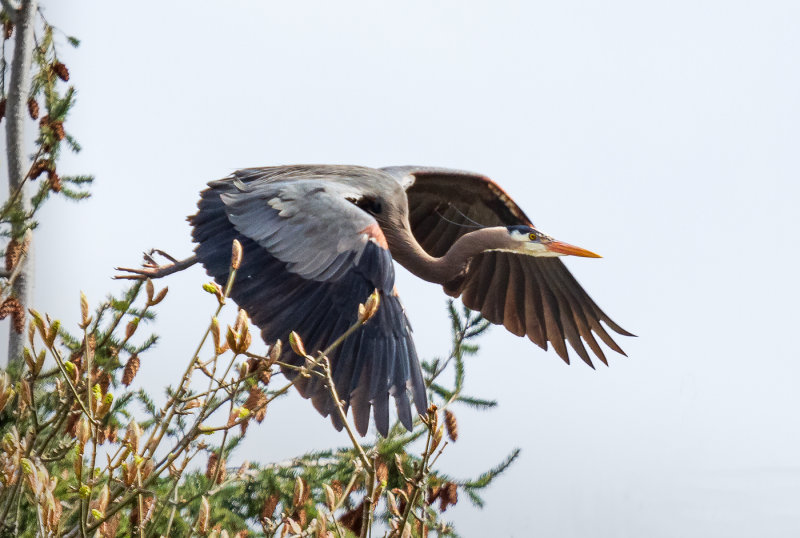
[52,62,69,81]
[98,371,111,394]
[260,493,280,520]
[48,171,61,193]
[0,297,24,334]
[27,98,38,120]
[50,120,65,141]
[0,98,6,122]
[339,500,365,536]
[5,238,20,271]
[205,452,226,484]
[444,409,458,442]
[122,355,140,386]
[64,409,81,437]
[439,481,459,511]
[3,20,12,40]
[29,160,51,180]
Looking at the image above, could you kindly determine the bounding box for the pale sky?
[4,1,799,536]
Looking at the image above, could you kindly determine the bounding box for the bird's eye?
[528,232,537,241]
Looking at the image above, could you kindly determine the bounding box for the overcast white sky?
[4,1,799,536]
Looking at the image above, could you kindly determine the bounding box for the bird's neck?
[387,225,507,285]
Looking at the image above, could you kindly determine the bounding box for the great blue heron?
[119,165,632,437]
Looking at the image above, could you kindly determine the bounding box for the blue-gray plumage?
[183,165,633,436]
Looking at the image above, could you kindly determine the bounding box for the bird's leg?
[114,250,198,280]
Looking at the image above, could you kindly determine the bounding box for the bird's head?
[504,225,602,258]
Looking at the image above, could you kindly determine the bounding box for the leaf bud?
[23,347,34,372]
[126,420,142,453]
[97,392,114,418]
[226,327,239,355]
[196,496,210,534]
[78,417,90,446]
[97,484,110,512]
[151,286,168,305]
[289,331,306,357]
[230,239,242,270]
[358,289,381,323]
[323,484,336,511]
[267,339,282,366]
[80,292,90,328]
[145,279,154,303]
[18,379,31,407]
[203,281,224,304]
[125,319,138,340]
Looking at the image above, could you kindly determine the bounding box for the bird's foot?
[114,250,197,280]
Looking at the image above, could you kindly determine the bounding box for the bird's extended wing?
[190,167,427,436]
[384,166,632,367]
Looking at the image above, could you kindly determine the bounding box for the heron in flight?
[120,165,632,437]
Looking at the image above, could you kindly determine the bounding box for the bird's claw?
[114,249,182,281]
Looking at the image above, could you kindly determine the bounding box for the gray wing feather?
[220,180,379,282]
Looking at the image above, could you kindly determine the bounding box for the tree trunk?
[3,0,38,368]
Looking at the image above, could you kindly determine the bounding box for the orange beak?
[544,239,602,258]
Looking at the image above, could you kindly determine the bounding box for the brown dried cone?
[444,409,458,442]
[244,386,267,423]
[122,355,140,386]
[50,120,65,141]
[0,98,5,121]
[260,493,280,520]
[48,171,61,193]
[257,362,272,385]
[129,496,155,528]
[27,98,38,119]
[100,512,121,538]
[68,352,82,373]
[52,62,69,81]
[98,371,112,394]
[330,479,343,499]
[427,484,442,505]
[339,500,365,536]
[439,481,458,512]
[3,20,12,40]
[293,507,308,528]
[0,297,24,333]
[64,408,81,437]
[5,238,20,271]
[206,452,227,484]
[28,159,51,180]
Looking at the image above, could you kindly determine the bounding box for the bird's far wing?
[385,166,632,367]
[190,168,427,436]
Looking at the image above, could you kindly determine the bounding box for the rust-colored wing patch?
[360,222,389,250]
